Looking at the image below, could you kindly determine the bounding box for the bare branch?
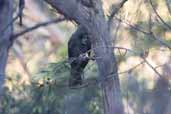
[12,17,66,40]
[143,58,162,78]
[150,32,171,50]
[149,0,171,29]
[114,46,162,78]
[0,0,27,36]
[19,0,25,26]
[34,45,164,89]
[108,0,128,26]
[114,16,151,34]
[114,16,171,50]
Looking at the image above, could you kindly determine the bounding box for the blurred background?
[2,0,171,114]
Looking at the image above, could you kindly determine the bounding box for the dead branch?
[149,0,171,29]
[108,0,128,26]
[12,17,66,40]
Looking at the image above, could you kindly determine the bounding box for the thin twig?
[108,0,128,26]
[149,0,171,29]
[34,60,145,89]
[12,17,66,40]
[114,16,151,35]
[34,46,163,89]
[114,16,171,50]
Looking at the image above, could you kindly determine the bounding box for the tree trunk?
[0,0,13,99]
[44,0,124,114]
[165,97,171,114]
[87,15,124,114]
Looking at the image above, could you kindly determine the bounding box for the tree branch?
[149,0,171,29]
[44,0,90,25]
[114,16,171,50]
[108,0,128,26]
[12,17,65,40]
[0,0,13,99]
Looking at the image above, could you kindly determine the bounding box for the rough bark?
[44,0,124,114]
[0,0,13,98]
[165,97,171,114]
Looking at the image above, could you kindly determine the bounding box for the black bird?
[68,26,91,86]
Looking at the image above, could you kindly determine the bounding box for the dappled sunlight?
[0,0,170,114]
